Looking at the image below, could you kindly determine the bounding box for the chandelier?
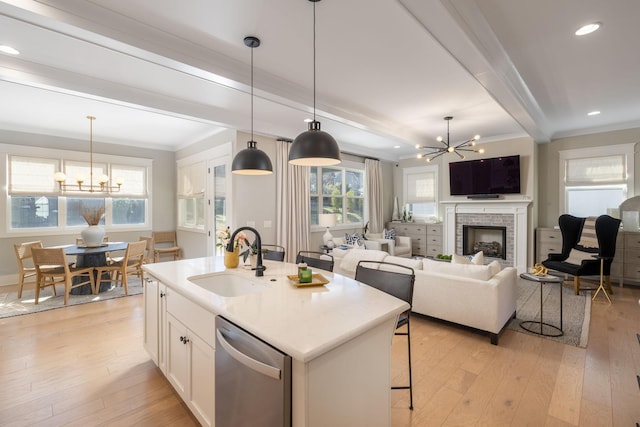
[54,116,123,193]
[416,116,484,162]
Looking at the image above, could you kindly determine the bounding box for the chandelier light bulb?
[416,153,423,159]
[115,176,125,186]
[478,148,486,154]
[474,134,480,140]
[97,174,109,185]
[447,146,455,153]
[436,136,443,142]
[75,174,85,184]
[426,158,432,162]
[54,172,66,183]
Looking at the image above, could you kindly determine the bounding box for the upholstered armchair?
[542,214,621,295]
[367,233,412,258]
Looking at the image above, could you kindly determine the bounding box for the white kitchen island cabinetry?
[143,257,408,427]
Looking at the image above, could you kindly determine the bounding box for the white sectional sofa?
[334,249,517,345]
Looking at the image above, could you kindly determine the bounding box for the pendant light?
[232,36,273,175]
[288,0,341,166]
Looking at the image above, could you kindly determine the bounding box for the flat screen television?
[449,154,521,196]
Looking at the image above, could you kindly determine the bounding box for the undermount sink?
[188,273,268,297]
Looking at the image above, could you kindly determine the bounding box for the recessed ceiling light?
[393,145,400,149]
[575,22,601,36]
[0,45,20,55]
[587,110,601,116]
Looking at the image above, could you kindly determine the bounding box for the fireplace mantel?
[441,200,532,273]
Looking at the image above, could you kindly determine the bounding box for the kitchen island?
[143,256,409,427]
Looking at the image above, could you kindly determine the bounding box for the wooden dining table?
[59,242,128,294]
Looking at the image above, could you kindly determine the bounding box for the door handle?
[216,329,281,380]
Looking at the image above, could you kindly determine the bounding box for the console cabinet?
[535,228,562,262]
[387,222,442,257]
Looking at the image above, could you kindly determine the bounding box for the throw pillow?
[565,248,593,265]
[470,251,484,265]
[345,232,361,246]
[451,254,471,264]
[383,228,396,240]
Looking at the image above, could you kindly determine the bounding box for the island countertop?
[143,256,408,362]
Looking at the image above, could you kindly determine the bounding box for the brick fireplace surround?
[442,201,532,274]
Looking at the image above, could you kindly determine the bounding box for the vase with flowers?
[217,227,250,268]
[80,205,105,247]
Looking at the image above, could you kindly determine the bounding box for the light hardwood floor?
[1,284,639,426]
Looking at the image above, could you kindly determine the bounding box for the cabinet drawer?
[624,248,640,264]
[538,228,561,243]
[426,235,442,246]
[624,232,640,249]
[623,263,640,279]
[426,225,442,235]
[537,242,562,260]
[425,246,442,257]
[167,290,216,347]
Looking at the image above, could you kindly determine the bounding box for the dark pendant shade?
[232,140,273,175]
[289,120,341,166]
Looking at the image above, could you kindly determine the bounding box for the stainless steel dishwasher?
[215,316,292,427]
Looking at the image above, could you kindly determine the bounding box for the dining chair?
[31,248,96,305]
[355,260,416,410]
[295,251,334,272]
[262,244,286,262]
[152,231,181,262]
[13,240,43,298]
[139,236,154,264]
[94,240,147,295]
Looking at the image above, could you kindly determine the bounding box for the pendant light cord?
[251,43,254,141]
[313,0,316,122]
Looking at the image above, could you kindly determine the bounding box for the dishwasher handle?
[216,329,281,380]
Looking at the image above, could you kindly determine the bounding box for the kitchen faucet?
[226,226,265,277]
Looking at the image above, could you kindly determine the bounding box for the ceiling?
[1,0,639,162]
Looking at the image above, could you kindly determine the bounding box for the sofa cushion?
[452,251,484,265]
[423,258,494,281]
[383,255,422,271]
[487,260,502,276]
[339,249,388,275]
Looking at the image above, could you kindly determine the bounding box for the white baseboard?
[0,274,18,287]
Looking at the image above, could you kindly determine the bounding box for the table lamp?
[319,213,336,247]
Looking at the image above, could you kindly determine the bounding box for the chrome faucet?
[226,226,265,277]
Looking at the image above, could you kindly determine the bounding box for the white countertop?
[143,257,409,362]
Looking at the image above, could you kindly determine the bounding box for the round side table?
[519,273,565,337]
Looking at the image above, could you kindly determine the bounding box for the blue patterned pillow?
[383,228,396,240]
[345,232,361,246]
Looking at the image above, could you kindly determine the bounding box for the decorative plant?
[81,205,104,226]
[240,239,259,263]
[216,227,250,251]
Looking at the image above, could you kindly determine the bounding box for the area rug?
[507,277,591,347]
[0,278,143,319]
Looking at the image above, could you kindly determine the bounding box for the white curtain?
[276,141,310,263]
[365,158,383,233]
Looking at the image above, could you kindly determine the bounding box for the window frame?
[310,160,366,229]
[559,143,635,217]
[2,143,152,237]
[403,164,439,220]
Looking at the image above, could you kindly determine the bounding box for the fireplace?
[462,225,507,259]
[442,201,531,273]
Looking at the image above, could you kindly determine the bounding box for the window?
[177,161,205,230]
[403,165,438,219]
[6,151,150,234]
[559,144,635,217]
[310,163,365,226]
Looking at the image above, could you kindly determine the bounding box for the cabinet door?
[166,313,189,399]
[143,277,159,365]
[189,332,215,427]
[158,283,167,373]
